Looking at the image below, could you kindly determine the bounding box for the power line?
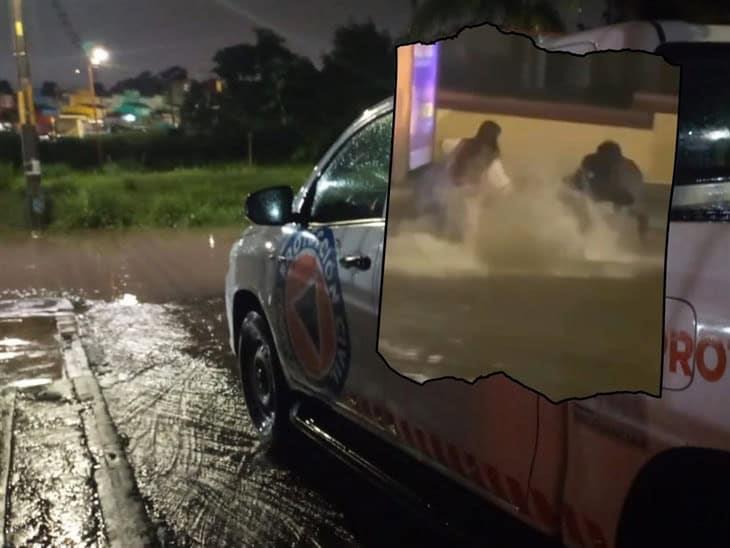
[50,0,83,52]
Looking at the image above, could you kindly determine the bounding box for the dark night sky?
[0,0,412,89]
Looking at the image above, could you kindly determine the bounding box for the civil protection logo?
[275,227,351,393]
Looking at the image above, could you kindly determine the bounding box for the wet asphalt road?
[0,229,544,547]
[73,295,492,548]
[8,383,105,546]
[80,295,357,547]
[380,269,664,400]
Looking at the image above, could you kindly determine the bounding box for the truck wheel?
[616,450,730,548]
[237,310,293,448]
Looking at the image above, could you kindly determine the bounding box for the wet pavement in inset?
[381,201,668,400]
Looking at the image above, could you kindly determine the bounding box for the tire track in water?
[80,299,358,547]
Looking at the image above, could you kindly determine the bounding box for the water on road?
[1,227,242,303]
[1,228,498,547]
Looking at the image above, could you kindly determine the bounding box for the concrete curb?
[57,312,156,548]
[0,390,16,548]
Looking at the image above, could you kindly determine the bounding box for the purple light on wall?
[409,42,440,170]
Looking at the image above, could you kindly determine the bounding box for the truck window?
[310,113,393,223]
[662,42,730,218]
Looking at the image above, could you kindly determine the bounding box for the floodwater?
[1,228,517,547]
[0,315,63,390]
[0,299,105,547]
[8,382,105,547]
[1,227,243,303]
[381,178,669,400]
[79,296,359,547]
[77,296,498,547]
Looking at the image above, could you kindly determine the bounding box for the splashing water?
[387,168,663,279]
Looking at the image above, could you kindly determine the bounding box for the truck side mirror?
[244,185,295,226]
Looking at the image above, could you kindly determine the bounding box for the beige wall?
[392,45,414,185]
[434,108,678,184]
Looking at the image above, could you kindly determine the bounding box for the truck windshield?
[658,42,730,185]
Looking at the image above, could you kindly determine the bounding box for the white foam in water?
[385,230,485,278]
[387,168,664,280]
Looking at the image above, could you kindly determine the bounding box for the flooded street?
[381,184,668,400]
[79,296,359,547]
[1,227,243,303]
[0,229,506,547]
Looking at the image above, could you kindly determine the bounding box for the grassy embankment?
[0,162,311,231]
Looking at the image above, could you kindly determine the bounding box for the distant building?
[0,76,194,138]
[52,89,107,137]
[34,89,60,138]
[0,92,15,112]
[0,87,59,135]
[103,90,178,132]
[56,89,109,136]
[55,115,86,138]
[0,87,16,132]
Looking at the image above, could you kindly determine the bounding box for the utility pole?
[87,61,103,165]
[9,0,44,230]
[84,45,109,165]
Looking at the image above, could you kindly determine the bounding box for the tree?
[409,0,565,41]
[94,82,109,97]
[215,28,303,129]
[111,71,164,97]
[201,22,397,161]
[158,66,188,83]
[157,66,190,125]
[279,55,321,137]
[604,0,730,24]
[180,79,218,135]
[212,27,321,160]
[0,80,13,95]
[318,21,396,148]
[40,81,60,98]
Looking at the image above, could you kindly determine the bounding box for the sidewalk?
[0,298,154,547]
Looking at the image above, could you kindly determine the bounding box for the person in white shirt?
[443,120,513,245]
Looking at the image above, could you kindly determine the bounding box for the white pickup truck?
[226,21,730,548]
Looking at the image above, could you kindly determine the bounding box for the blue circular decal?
[274,227,351,394]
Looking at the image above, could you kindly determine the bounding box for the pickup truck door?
[270,111,392,401]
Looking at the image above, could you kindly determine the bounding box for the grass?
[0,162,312,231]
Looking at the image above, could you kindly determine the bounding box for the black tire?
[237,310,293,449]
[616,451,730,548]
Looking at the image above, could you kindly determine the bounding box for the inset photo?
[381,23,679,401]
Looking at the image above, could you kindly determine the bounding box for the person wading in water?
[563,140,649,241]
[444,120,512,246]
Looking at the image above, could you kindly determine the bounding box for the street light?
[85,44,109,163]
[89,46,109,67]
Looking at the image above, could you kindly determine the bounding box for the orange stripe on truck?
[347,394,608,547]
